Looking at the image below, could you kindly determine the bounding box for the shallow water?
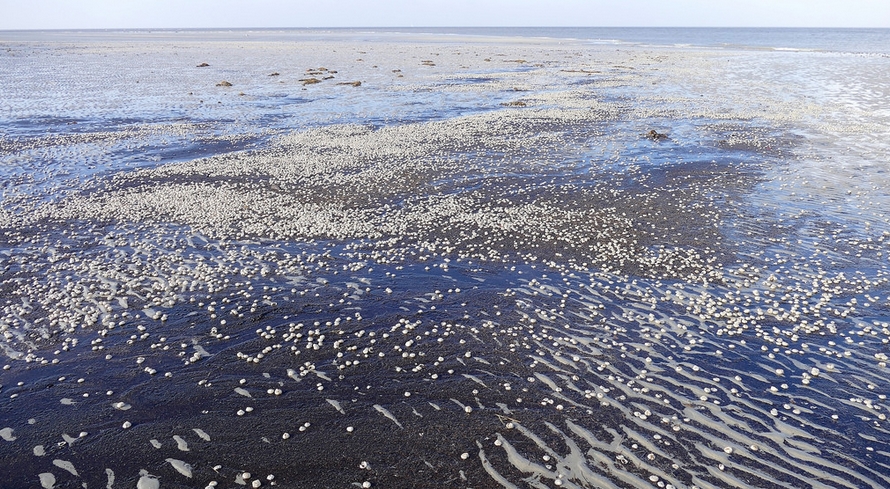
[2,30,890,488]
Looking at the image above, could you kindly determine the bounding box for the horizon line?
[3,25,889,32]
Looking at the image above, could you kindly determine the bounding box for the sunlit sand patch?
[173,434,190,451]
[327,398,346,414]
[374,403,404,429]
[52,459,78,476]
[38,473,55,489]
[194,428,212,441]
[166,458,194,478]
[136,470,160,489]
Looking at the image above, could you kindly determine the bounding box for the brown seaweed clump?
[306,67,335,75]
[216,80,233,87]
[337,81,362,87]
[647,129,668,140]
[196,62,210,67]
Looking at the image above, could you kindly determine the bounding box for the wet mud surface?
[2,31,890,488]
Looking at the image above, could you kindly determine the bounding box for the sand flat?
[1,29,889,488]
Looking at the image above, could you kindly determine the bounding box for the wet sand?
[2,31,890,488]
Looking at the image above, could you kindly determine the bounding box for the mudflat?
[1,29,890,488]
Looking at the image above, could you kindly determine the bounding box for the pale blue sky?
[1,0,888,30]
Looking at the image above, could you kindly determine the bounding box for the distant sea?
[3,26,889,55]
[384,26,890,54]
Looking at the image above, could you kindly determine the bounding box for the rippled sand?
[2,31,890,488]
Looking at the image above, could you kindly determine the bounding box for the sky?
[1,0,889,30]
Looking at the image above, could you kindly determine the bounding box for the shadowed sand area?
[2,30,890,488]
